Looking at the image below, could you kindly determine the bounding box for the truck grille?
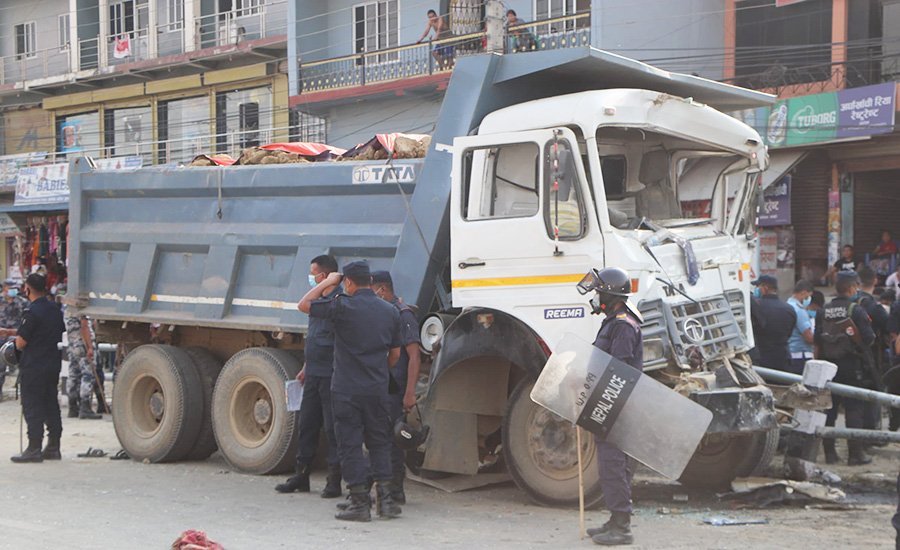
[639,295,748,368]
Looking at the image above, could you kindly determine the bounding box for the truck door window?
[600,155,627,199]
[463,142,540,221]
[544,139,585,239]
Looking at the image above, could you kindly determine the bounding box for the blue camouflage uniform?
[64,311,96,406]
[592,305,643,514]
[309,281,401,488]
[387,296,420,479]
[0,292,27,392]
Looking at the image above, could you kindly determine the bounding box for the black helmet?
[393,413,430,450]
[1,339,20,369]
[576,267,632,296]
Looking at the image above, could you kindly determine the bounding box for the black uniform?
[295,285,342,470]
[751,294,796,371]
[592,306,643,514]
[387,296,420,479]
[859,291,888,430]
[816,295,875,432]
[17,295,65,441]
[309,288,401,488]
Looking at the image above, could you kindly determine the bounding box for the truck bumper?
[689,386,778,434]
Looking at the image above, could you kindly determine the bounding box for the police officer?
[10,273,66,463]
[582,267,642,546]
[300,261,402,522]
[276,254,343,498]
[64,311,102,419]
[371,270,421,505]
[750,275,796,371]
[786,280,815,375]
[816,271,875,466]
[0,279,27,399]
[858,266,889,436]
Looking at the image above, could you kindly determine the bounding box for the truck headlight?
[643,338,665,363]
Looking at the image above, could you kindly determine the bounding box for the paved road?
[0,387,897,549]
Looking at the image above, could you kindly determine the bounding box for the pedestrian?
[64,311,102,419]
[822,245,859,285]
[299,261,403,522]
[816,271,875,466]
[276,255,343,498]
[750,275,796,372]
[581,267,642,546]
[873,230,898,258]
[0,279,27,400]
[10,273,66,463]
[886,265,900,298]
[371,270,421,505]
[786,280,815,375]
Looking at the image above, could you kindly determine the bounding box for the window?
[158,96,211,164]
[534,0,589,32]
[104,105,151,161]
[239,102,260,148]
[353,0,399,60]
[15,22,36,60]
[58,14,71,52]
[110,1,135,37]
[219,0,262,16]
[600,156,627,199]
[163,0,184,30]
[215,86,272,154]
[290,111,327,143]
[544,139,585,239]
[463,142,540,221]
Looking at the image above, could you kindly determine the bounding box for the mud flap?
[530,332,713,480]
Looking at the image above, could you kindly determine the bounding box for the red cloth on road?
[171,530,225,550]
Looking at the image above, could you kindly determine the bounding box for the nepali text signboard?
[733,82,896,148]
[759,176,791,227]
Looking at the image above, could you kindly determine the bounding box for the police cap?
[371,270,393,285]
[750,274,778,289]
[835,270,859,285]
[342,260,370,281]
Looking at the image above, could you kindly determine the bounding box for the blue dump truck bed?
[68,158,423,332]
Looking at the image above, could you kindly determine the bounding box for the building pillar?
[723,0,737,82]
[485,0,503,53]
[287,0,298,97]
[148,0,159,58]
[99,0,110,68]
[69,0,79,71]
[831,0,848,88]
[184,0,199,52]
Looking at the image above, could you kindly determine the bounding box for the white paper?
[285,380,304,412]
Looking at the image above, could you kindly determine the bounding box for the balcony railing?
[0,1,287,86]
[300,12,590,95]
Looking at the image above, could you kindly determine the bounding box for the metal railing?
[0,45,74,85]
[299,12,591,95]
[195,1,288,50]
[107,28,151,66]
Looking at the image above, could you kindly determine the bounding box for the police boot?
[374,481,402,519]
[41,436,61,460]
[847,441,873,466]
[275,460,310,493]
[320,465,342,499]
[391,474,406,505]
[79,404,102,420]
[67,396,80,418]
[823,438,840,465]
[586,517,615,537]
[335,486,371,522]
[591,512,633,546]
[11,438,44,463]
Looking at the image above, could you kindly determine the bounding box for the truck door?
[450,128,602,344]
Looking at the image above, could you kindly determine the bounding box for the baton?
[576,425,585,539]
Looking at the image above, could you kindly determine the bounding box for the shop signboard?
[15,164,69,206]
[733,82,896,148]
[759,176,791,227]
[0,152,49,186]
[0,214,22,237]
[759,230,778,276]
[94,156,143,170]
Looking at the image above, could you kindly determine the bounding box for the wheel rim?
[228,376,275,449]
[525,405,595,480]
[130,373,164,438]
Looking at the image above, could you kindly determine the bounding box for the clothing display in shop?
[19,215,68,287]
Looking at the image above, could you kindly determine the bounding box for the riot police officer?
[371,270,421,505]
[277,254,343,497]
[64,312,102,419]
[0,279,27,399]
[10,274,66,463]
[300,261,403,522]
[582,267,642,546]
[816,271,875,466]
[750,275,796,371]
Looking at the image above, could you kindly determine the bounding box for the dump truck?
[68,47,778,507]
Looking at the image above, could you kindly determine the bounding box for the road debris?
[172,530,225,550]
[703,516,769,526]
[722,477,846,508]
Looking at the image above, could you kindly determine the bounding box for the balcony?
[299,13,590,96]
[0,0,287,87]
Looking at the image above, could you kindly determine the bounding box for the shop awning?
[0,202,69,214]
[761,150,808,190]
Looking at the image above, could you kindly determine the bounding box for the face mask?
[7,289,17,298]
[809,309,817,319]
[754,287,761,298]
[308,274,318,288]
[801,296,811,307]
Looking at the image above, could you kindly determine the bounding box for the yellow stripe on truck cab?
[451,274,585,288]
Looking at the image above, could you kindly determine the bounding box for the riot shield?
[531,332,713,480]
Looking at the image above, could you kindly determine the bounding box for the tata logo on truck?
[352,165,417,184]
[544,307,585,320]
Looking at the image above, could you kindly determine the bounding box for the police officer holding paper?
[580,267,642,546]
[816,270,876,466]
[299,260,403,522]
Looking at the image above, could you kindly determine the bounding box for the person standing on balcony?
[416,9,454,69]
[506,10,536,52]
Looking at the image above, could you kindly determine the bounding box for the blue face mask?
[753,287,761,298]
[6,289,16,298]
[308,274,318,288]
[801,296,811,307]
[809,309,817,319]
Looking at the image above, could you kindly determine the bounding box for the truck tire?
[212,348,301,475]
[503,378,604,508]
[112,345,203,463]
[182,347,224,461]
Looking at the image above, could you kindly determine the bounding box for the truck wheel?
[735,372,779,478]
[212,348,301,475]
[112,345,203,463]
[678,433,755,489]
[182,347,224,461]
[503,378,604,508]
